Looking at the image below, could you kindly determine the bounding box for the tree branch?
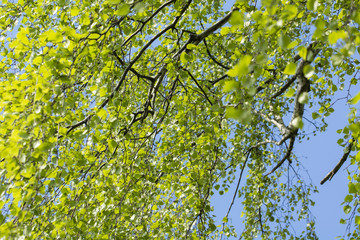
[112,50,155,82]
[264,136,295,176]
[252,109,290,136]
[173,7,239,59]
[203,38,230,70]
[182,67,213,105]
[320,140,354,185]
[121,0,175,47]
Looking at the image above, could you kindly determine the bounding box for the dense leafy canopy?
[0,0,360,239]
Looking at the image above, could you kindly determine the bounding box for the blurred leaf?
[303,65,314,78]
[116,4,130,16]
[229,11,243,26]
[285,88,296,97]
[291,117,304,129]
[344,205,352,214]
[350,91,360,105]
[283,63,297,75]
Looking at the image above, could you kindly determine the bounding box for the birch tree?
[0,0,360,239]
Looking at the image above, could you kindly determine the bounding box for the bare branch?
[320,139,354,185]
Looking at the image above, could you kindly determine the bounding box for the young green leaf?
[229,11,243,26]
[350,91,360,105]
[285,88,296,97]
[283,63,297,75]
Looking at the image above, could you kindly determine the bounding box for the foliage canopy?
[0,0,360,239]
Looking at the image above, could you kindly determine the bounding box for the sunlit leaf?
[291,117,304,129]
[285,88,296,97]
[303,65,314,78]
[115,4,130,16]
[350,91,360,105]
[283,63,297,75]
[229,11,243,26]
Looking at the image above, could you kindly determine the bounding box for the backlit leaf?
[283,63,297,75]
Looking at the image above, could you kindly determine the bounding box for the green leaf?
[180,52,192,64]
[350,91,360,105]
[186,44,197,50]
[283,63,297,75]
[229,11,243,26]
[225,107,242,121]
[105,0,121,4]
[134,2,145,14]
[312,112,320,119]
[298,46,307,60]
[38,142,53,152]
[291,117,304,129]
[227,55,252,78]
[220,27,230,35]
[298,92,309,104]
[47,30,63,42]
[355,216,360,225]
[108,139,117,153]
[278,33,291,49]
[222,80,239,93]
[349,123,360,134]
[97,109,107,119]
[349,182,357,194]
[344,205,352,214]
[284,88,295,97]
[225,107,252,123]
[116,4,131,16]
[306,0,319,11]
[328,30,348,45]
[303,65,314,78]
[344,194,353,203]
[283,5,298,20]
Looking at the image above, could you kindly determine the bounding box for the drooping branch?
[221,149,252,239]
